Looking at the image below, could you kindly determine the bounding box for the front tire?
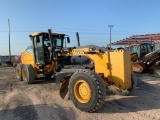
[69,69,106,112]
[22,64,35,84]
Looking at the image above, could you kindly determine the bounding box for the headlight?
[89,48,93,52]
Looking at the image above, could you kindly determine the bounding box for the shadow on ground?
[0,104,76,120]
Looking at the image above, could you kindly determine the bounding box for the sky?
[0,0,160,55]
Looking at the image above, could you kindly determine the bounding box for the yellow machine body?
[20,45,131,90]
[60,48,132,90]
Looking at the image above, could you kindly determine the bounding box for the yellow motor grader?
[15,29,137,112]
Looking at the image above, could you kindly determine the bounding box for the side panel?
[60,48,132,90]
[109,50,131,89]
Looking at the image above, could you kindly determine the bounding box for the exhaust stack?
[76,32,80,46]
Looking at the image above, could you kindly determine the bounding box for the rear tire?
[69,69,106,112]
[22,64,35,84]
[108,71,137,96]
[15,64,23,81]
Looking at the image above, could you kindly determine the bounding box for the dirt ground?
[0,67,160,120]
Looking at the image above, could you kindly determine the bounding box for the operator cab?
[29,32,69,65]
[130,43,152,59]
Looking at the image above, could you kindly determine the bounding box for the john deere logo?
[74,50,84,54]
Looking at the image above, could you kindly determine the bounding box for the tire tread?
[69,69,106,112]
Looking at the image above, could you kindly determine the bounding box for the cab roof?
[29,32,65,37]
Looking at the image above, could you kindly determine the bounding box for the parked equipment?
[125,43,151,72]
[131,42,160,73]
[126,43,152,62]
[15,29,137,112]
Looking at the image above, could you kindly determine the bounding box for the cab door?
[33,35,45,64]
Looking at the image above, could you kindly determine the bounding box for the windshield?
[43,34,64,47]
[131,46,140,53]
[53,37,63,47]
[147,44,152,52]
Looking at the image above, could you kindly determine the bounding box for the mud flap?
[54,73,71,99]
[60,78,70,100]
[131,62,145,72]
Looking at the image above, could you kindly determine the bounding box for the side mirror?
[67,37,70,43]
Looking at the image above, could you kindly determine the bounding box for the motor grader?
[15,29,137,112]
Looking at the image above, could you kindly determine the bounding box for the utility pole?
[108,25,114,49]
[8,19,11,62]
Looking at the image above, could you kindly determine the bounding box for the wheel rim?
[23,69,27,81]
[16,69,20,77]
[74,80,91,103]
